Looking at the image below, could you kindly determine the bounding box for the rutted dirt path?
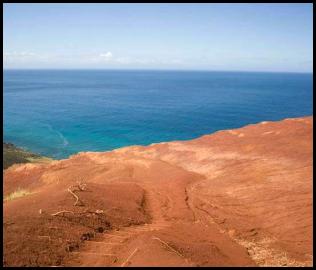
[67,163,200,266]
[66,157,256,266]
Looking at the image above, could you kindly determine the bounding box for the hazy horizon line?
[3,68,313,74]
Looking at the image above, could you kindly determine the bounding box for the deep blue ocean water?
[4,70,313,159]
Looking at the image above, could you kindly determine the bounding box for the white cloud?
[99,51,113,61]
[4,51,36,58]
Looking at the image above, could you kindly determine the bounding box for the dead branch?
[121,247,139,267]
[51,209,108,217]
[80,207,118,215]
[152,236,184,258]
[51,210,74,216]
[77,180,87,191]
[67,187,83,206]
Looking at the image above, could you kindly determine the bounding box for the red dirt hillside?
[3,116,313,267]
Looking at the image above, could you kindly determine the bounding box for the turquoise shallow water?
[4,70,313,159]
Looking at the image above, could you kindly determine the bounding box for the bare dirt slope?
[3,116,313,266]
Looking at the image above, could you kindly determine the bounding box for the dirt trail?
[68,176,254,267]
[68,161,202,266]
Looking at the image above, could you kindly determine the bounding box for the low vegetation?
[4,188,32,202]
[3,142,53,169]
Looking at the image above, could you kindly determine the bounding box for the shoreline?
[3,114,313,166]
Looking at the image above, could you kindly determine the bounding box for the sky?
[3,3,313,72]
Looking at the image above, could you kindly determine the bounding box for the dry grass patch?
[4,189,32,202]
[234,236,311,266]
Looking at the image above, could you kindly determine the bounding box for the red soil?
[3,116,313,266]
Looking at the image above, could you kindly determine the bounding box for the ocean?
[3,70,313,159]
